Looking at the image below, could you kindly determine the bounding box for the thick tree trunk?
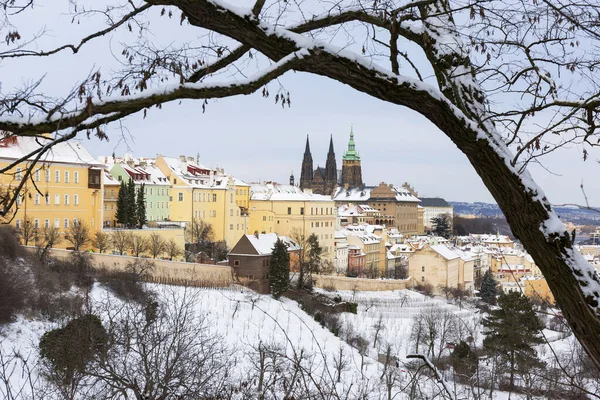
[157,0,600,369]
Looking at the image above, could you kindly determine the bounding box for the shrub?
[39,314,108,384]
[345,302,358,314]
[0,226,24,260]
[0,257,33,323]
[96,265,153,304]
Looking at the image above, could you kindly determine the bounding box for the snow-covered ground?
[0,284,592,399]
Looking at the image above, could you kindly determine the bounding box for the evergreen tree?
[452,340,478,377]
[483,291,545,392]
[431,214,452,238]
[269,238,290,299]
[307,233,323,280]
[115,180,128,226]
[136,184,147,228]
[480,270,499,305]
[126,178,137,228]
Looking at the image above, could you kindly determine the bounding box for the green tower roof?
[342,126,361,161]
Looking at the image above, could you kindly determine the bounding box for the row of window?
[311,221,332,228]
[17,168,80,184]
[16,217,81,229]
[229,223,245,231]
[17,193,80,206]
[286,206,334,216]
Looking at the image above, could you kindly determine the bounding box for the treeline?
[453,215,512,237]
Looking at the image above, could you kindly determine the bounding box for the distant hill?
[450,201,600,225]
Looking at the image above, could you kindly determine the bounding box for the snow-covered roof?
[430,244,460,260]
[242,233,301,256]
[333,185,420,203]
[0,136,102,167]
[251,183,332,202]
[160,156,246,190]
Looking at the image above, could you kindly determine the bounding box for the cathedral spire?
[325,133,337,185]
[328,134,334,154]
[304,134,311,154]
[300,135,313,190]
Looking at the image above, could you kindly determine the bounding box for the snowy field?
[0,284,588,399]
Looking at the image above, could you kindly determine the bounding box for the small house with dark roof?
[228,233,301,293]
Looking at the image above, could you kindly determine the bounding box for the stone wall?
[36,248,233,287]
[313,275,414,291]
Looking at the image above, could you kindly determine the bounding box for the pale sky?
[1,1,598,205]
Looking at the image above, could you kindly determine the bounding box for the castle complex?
[299,128,363,194]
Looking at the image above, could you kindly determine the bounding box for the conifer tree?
[431,214,452,238]
[126,178,137,228]
[483,291,545,392]
[115,180,128,226]
[307,233,322,281]
[136,184,147,228]
[269,238,290,299]
[480,270,499,305]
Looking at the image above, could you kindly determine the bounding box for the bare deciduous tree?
[147,232,166,259]
[64,220,91,251]
[129,233,148,257]
[165,238,182,261]
[1,0,600,367]
[111,230,131,256]
[92,231,110,254]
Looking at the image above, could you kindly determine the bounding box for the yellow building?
[102,171,120,228]
[522,277,555,305]
[249,183,335,264]
[155,155,249,247]
[0,136,104,247]
[408,244,474,292]
[417,206,425,235]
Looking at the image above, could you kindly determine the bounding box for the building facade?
[420,197,454,229]
[249,183,335,264]
[0,136,104,247]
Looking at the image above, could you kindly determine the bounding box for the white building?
[419,197,453,229]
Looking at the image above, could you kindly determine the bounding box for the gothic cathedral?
[299,127,363,194]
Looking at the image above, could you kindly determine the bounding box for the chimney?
[187,156,195,163]
[179,155,187,162]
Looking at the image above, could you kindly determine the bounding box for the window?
[178,193,183,202]
[300,207,304,215]
[230,209,233,216]
[230,224,233,230]
[15,219,21,229]
[45,169,50,182]
[55,170,60,183]
[54,194,60,205]
[34,194,40,205]
[212,194,217,202]
[45,194,50,205]
[74,171,79,184]
[73,218,78,226]
[54,219,59,228]
[64,194,69,205]
[64,171,70,183]
[15,168,22,181]
[230,193,233,203]
[287,207,292,215]
[35,170,40,182]
[64,219,69,228]
[16,195,22,205]
[44,219,49,229]
[110,189,114,198]
[74,194,79,205]
[421,266,425,272]
[421,276,425,282]
[34,219,39,229]
[234,260,240,266]
[173,178,177,184]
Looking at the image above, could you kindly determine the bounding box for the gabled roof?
[230,233,301,256]
[251,183,332,202]
[333,186,420,203]
[430,244,460,260]
[419,197,451,207]
[0,136,102,166]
